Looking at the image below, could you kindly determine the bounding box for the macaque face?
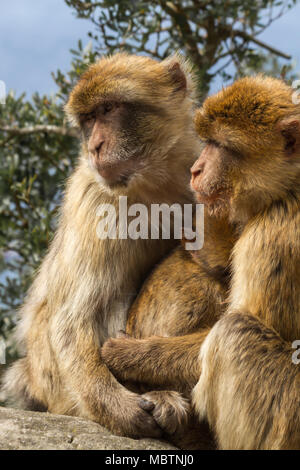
[190,142,234,216]
[80,102,144,186]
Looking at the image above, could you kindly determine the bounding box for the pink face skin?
[190,143,232,215]
[81,102,141,186]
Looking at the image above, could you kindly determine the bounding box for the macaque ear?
[166,60,187,92]
[277,118,300,156]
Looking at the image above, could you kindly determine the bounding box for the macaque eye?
[80,112,96,126]
[208,139,221,148]
[103,102,114,114]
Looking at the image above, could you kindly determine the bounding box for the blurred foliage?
[0,0,299,362]
[0,43,97,360]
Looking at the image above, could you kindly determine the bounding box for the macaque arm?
[54,331,162,439]
[101,330,209,392]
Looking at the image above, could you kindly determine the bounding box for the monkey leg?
[101,330,209,394]
[1,358,48,412]
[1,309,71,415]
[192,312,300,450]
[101,332,216,450]
[50,334,164,439]
[3,326,162,439]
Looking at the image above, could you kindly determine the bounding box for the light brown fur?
[192,76,300,449]
[103,213,235,393]
[1,53,200,438]
[102,212,236,449]
[102,76,300,449]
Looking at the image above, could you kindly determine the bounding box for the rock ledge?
[0,406,177,450]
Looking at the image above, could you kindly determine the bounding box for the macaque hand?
[140,391,190,437]
[101,334,147,382]
[115,388,163,439]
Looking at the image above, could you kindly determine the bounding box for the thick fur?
[66,53,196,122]
[127,213,234,340]
[1,53,200,438]
[102,213,235,393]
[140,391,190,436]
[192,76,300,449]
[194,76,300,223]
[101,213,236,449]
[103,76,300,449]
[193,313,300,450]
[195,75,296,158]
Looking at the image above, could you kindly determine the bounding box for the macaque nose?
[190,159,205,187]
[95,142,104,158]
[89,141,104,159]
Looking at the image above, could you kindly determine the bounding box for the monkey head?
[65,53,197,189]
[191,76,300,221]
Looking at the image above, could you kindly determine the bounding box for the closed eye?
[103,103,114,114]
[80,112,96,124]
[207,139,221,148]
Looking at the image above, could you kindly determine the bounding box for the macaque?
[1,53,201,438]
[102,213,235,394]
[119,213,236,449]
[192,76,300,449]
[102,76,300,449]
[102,209,236,450]
[127,212,234,342]
[193,313,300,449]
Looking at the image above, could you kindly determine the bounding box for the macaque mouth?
[194,188,226,204]
[191,176,229,203]
[90,155,141,186]
[190,170,231,207]
[193,185,231,214]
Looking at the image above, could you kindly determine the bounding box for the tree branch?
[0,125,79,138]
[160,1,204,68]
[160,2,291,61]
[232,30,291,60]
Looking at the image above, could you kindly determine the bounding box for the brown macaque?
[101,210,236,450]
[127,212,234,342]
[102,213,235,395]
[1,53,201,439]
[102,76,300,449]
[192,76,300,449]
[193,313,300,450]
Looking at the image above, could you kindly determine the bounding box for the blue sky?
[1,0,300,97]
[0,0,91,97]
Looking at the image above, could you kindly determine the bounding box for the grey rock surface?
[0,407,177,450]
